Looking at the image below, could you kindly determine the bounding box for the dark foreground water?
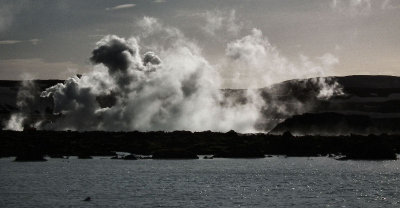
[0,157,400,207]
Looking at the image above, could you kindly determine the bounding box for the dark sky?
[0,0,399,85]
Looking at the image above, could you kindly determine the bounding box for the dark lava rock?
[152,150,198,159]
[137,155,152,159]
[48,154,65,159]
[203,155,214,159]
[271,112,400,136]
[122,154,137,160]
[78,155,93,159]
[226,130,238,137]
[15,153,47,162]
[338,143,397,160]
[110,154,138,160]
[213,149,265,158]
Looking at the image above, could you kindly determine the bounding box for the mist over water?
[4,17,343,132]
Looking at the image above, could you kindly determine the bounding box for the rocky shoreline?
[1,130,399,161]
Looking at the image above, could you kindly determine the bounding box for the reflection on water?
[1,157,399,207]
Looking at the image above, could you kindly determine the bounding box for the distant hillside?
[261,75,400,115]
[256,75,400,132]
[270,112,400,136]
[334,75,400,89]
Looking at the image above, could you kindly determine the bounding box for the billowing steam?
[4,17,343,132]
[38,33,263,132]
[222,28,340,89]
[5,80,39,131]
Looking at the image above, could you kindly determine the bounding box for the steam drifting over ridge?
[4,17,343,132]
[38,30,264,132]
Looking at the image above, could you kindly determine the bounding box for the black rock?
[338,143,397,160]
[14,153,47,162]
[213,149,265,158]
[152,150,198,159]
[78,155,93,159]
[137,155,152,159]
[14,149,47,162]
[48,154,65,158]
[122,154,137,160]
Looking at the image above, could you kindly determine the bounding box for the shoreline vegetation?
[0,130,398,161]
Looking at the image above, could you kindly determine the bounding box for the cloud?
[38,34,262,131]
[222,28,340,90]
[136,16,163,37]
[4,80,39,131]
[136,17,196,53]
[189,10,243,37]
[12,18,263,132]
[331,0,400,14]
[331,0,372,16]
[0,40,21,45]
[0,58,83,80]
[29,39,40,45]
[219,28,343,130]
[106,4,136,11]
[0,4,15,32]
[381,0,400,10]
[0,39,40,45]
[0,1,29,33]
[88,34,107,38]
[90,36,138,73]
[5,17,343,133]
[319,53,339,66]
[143,51,161,66]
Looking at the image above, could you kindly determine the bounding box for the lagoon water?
[1,157,400,207]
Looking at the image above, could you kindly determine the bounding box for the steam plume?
[5,17,343,132]
[4,80,39,130]
[38,30,264,132]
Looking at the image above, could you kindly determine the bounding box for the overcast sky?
[0,0,399,83]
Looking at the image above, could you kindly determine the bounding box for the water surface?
[1,157,399,207]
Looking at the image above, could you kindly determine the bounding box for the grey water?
[1,157,399,207]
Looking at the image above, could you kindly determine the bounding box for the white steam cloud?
[4,80,39,131]
[5,17,343,132]
[200,10,242,36]
[221,28,340,91]
[37,27,264,132]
